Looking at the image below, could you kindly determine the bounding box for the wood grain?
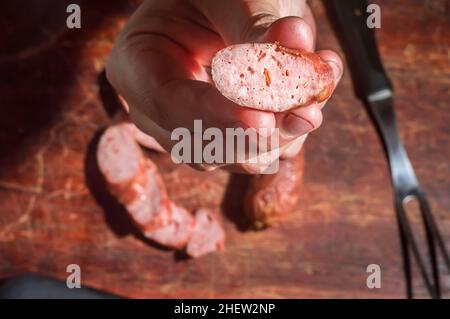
[0,0,449,298]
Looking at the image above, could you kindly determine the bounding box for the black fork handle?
[324,0,447,299]
[324,0,392,100]
[323,0,418,190]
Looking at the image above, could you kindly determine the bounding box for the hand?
[106,0,343,173]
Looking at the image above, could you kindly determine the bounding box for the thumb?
[258,16,315,51]
[199,0,312,49]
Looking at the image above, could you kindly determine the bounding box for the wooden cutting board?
[0,0,449,298]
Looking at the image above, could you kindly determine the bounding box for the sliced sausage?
[97,124,171,232]
[97,123,144,192]
[97,124,226,257]
[212,42,334,112]
[144,202,195,250]
[126,159,172,231]
[244,151,305,229]
[186,208,225,258]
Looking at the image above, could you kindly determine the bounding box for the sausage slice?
[212,43,334,112]
[186,208,225,258]
[97,124,226,257]
[97,124,171,232]
[144,202,195,249]
[244,151,305,229]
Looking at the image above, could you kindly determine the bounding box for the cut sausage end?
[97,124,226,257]
[244,151,305,229]
[97,124,171,232]
[97,123,142,185]
[145,202,195,250]
[186,208,225,258]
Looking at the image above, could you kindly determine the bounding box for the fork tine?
[395,206,413,298]
[417,192,450,271]
[395,198,438,298]
[415,193,441,298]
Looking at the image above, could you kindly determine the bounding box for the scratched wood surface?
[0,0,449,298]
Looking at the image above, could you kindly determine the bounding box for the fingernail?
[282,113,313,137]
[327,60,341,81]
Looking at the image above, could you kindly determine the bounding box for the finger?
[108,33,276,136]
[280,134,307,159]
[224,156,278,174]
[277,49,343,136]
[197,0,311,45]
[128,105,175,153]
[118,95,130,113]
[316,49,344,91]
[227,136,298,174]
[130,105,223,172]
[130,102,275,173]
[254,16,316,140]
[263,16,315,52]
[277,104,322,138]
[303,5,316,45]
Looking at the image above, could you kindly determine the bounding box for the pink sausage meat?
[186,208,225,258]
[144,202,195,249]
[97,124,171,231]
[211,43,334,112]
[97,123,143,188]
[97,123,226,257]
[125,160,172,231]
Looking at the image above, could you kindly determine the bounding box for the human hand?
[106,0,342,173]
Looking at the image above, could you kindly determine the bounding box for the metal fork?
[326,0,450,298]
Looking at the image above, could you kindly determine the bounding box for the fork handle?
[326,0,444,299]
[325,0,392,100]
[325,0,418,193]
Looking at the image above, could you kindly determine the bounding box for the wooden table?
[0,0,449,298]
